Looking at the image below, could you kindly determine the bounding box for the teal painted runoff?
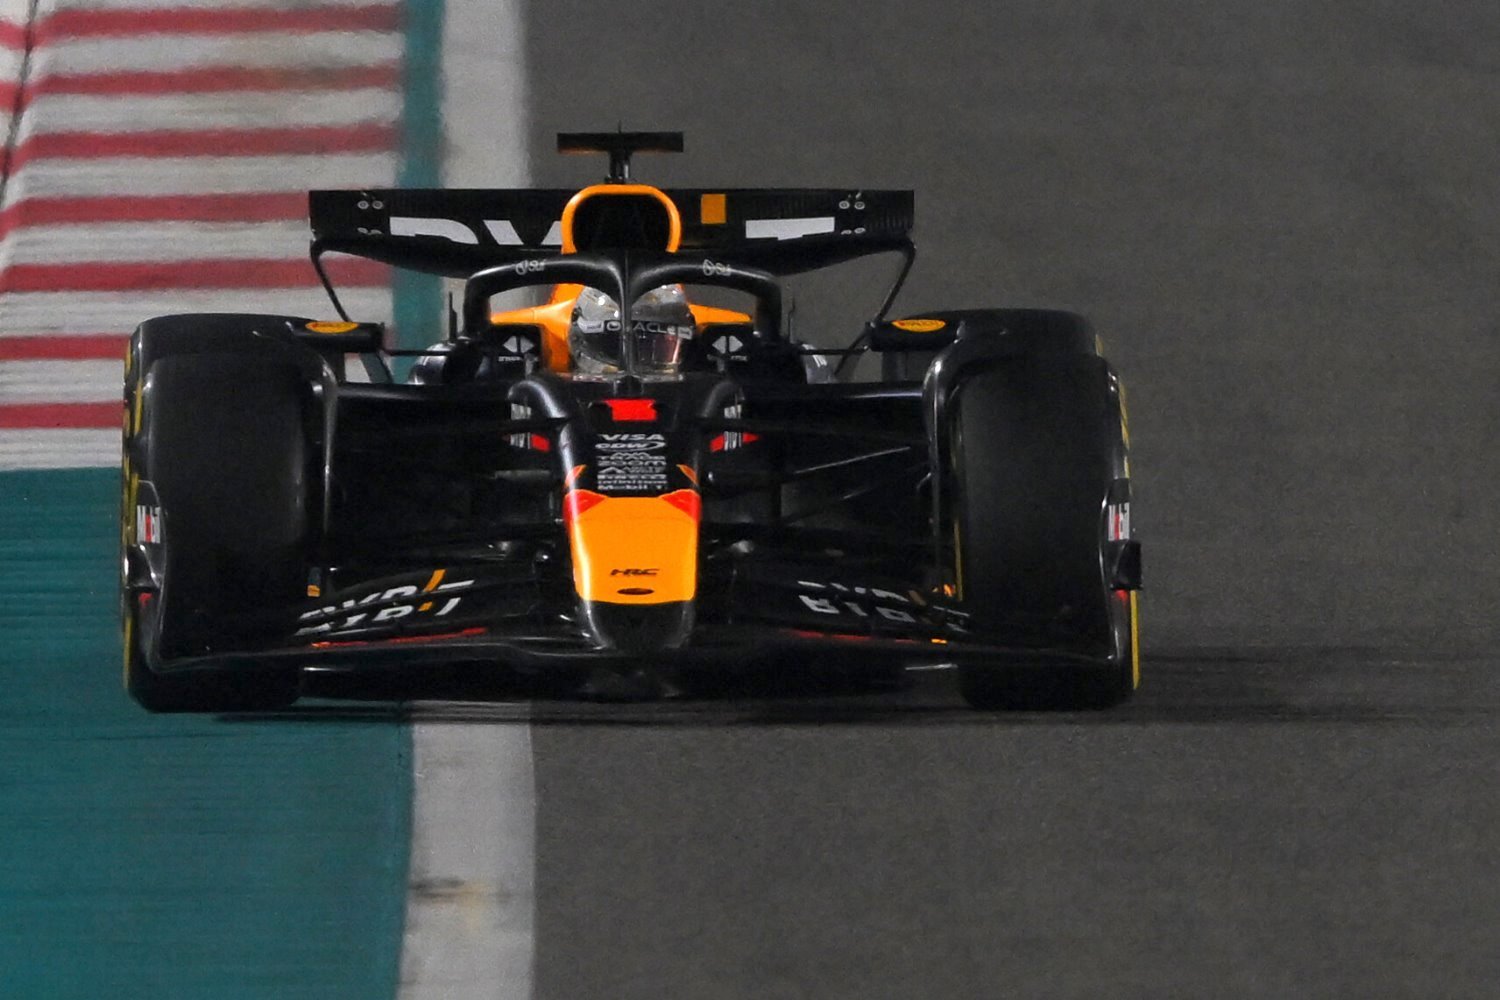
[0,470,412,1000]
[392,0,447,354]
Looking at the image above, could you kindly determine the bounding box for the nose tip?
[582,600,693,654]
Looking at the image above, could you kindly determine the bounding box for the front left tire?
[123,341,310,712]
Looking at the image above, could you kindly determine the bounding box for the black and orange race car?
[120,132,1140,713]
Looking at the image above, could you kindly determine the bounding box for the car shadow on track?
[220,644,1500,727]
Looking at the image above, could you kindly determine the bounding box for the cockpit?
[485,180,752,377]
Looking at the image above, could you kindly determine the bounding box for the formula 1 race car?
[120,131,1140,713]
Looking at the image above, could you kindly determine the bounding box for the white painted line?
[2,152,399,197]
[15,88,400,136]
[0,428,118,470]
[3,221,311,263]
[399,719,536,1000]
[397,3,536,999]
[0,359,121,400]
[67,0,387,10]
[30,31,403,77]
[0,286,394,330]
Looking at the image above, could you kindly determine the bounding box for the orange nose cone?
[564,490,700,604]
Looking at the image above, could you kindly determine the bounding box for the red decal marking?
[34,5,400,42]
[708,434,726,452]
[0,335,127,360]
[742,432,761,445]
[603,398,657,422]
[784,628,873,642]
[0,402,120,429]
[312,626,487,650]
[562,489,607,525]
[529,433,552,452]
[659,489,701,520]
[0,257,386,293]
[8,123,397,170]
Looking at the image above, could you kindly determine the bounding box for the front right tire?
[948,351,1135,710]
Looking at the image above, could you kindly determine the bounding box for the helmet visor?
[569,285,695,375]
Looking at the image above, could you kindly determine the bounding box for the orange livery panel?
[563,489,701,604]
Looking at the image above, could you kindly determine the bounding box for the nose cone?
[563,489,701,653]
[582,600,693,654]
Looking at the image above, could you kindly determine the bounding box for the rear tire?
[949,354,1134,710]
[124,352,309,712]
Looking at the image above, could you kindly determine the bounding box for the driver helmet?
[568,284,696,375]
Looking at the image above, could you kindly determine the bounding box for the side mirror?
[293,319,385,353]
[869,316,957,352]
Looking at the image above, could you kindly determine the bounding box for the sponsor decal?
[610,568,658,577]
[485,220,523,245]
[745,216,836,241]
[710,402,758,452]
[509,403,551,451]
[295,575,474,637]
[389,215,479,244]
[493,333,538,356]
[388,216,564,248]
[134,503,162,545]
[596,434,666,452]
[797,594,917,624]
[709,332,744,355]
[574,318,694,339]
[891,318,946,333]
[596,433,669,492]
[1107,501,1131,542]
[305,320,360,334]
[795,579,921,624]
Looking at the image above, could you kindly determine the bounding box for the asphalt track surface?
[292,645,1499,998]
[473,651,1499,998]
[509,3,1500,997]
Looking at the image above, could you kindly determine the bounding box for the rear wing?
[309,188,914,279]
